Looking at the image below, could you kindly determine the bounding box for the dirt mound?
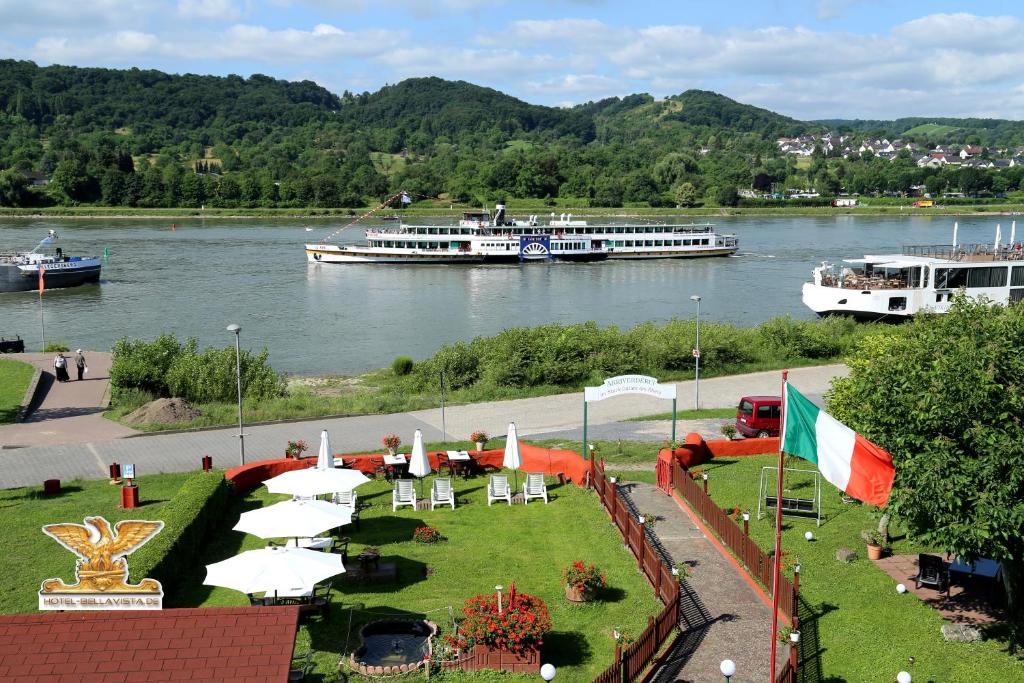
[123,397,202,425]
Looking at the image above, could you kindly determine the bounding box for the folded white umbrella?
[204,546,344,596]
[503,421,523,491]
[316,429,333,470]
[234,499,352,539]
[264,466,370,498]
[407,429,431,497]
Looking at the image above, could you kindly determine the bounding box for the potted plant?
[470,430,489,452]
[863,529,887,560]
[444,587,550,672]
[285,439,308,459]
[720,423,738,440]
[382,433,401,456]
[562,561,606,602]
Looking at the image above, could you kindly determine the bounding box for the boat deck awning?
[873,260,922,269]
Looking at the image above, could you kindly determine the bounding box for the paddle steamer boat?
[305,205,738,264]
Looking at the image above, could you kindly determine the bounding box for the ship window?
[1012,266,1024,287]
[1010,289,1024,303]
[683,239,692,246]
[967,267,1008,288]
[889,297,907,311]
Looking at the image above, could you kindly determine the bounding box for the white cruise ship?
[803,223,1024,320]
[305,205,738,264]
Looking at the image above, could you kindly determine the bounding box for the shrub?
[129,472,230,597]
[43,341,70,352]
[445,588,551,654]
[413,526,443,544]
[110,334,190,399]
[165,345,284,404]
[392,355,414,376]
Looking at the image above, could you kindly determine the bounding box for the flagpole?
[769,369,788,683]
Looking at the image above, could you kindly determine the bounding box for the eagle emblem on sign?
[40,516,164,594]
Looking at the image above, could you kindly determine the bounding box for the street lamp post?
[690,295,702,410]
[226,324,245,467]
[719,659,736,683]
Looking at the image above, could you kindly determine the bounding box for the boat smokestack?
[494,203,506,226]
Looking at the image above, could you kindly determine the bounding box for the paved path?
[0,364,845,489]
[0,352,136,448]
[626,483,789,682]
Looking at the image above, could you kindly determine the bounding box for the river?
[0,214,1007,374]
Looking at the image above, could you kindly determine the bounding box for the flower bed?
[413,526,443,544]
[444,587,550,672]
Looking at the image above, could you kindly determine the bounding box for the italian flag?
[781,383,896,506]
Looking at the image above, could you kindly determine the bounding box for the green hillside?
[1,59,1023,211]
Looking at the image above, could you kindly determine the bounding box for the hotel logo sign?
[39,516,164,611]
[584,374,677,402]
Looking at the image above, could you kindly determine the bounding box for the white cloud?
[0,0,157,30]
[177,0,242,21]
[35,30,161,63]
[375,46,557,80]
[894,13,1021,51]
[523,73,626,97]
[206,23,406,61]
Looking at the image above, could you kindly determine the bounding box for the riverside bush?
[111,333,284,405]
[391,355,414,376]
[404,316,877,395]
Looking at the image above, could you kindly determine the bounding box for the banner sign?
[584,374,677,402]
[39,516,164,611]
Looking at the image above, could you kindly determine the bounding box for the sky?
[1,0,1024,121]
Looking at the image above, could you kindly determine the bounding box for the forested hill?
[1,59,1024,210]
[0,60,339,143]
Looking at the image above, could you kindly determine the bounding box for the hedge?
[129,472,231,597]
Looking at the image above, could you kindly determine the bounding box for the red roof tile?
[0,607,299,683]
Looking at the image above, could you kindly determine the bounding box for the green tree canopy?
[827,298,1024,625]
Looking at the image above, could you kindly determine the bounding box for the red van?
[735,395,782,438]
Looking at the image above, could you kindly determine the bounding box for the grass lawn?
[627,407,736,422]
[0,357,35,424]
[698,454,1022,681]
[178,470,663,681]
[0,472,197,614]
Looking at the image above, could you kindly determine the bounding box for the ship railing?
[903,243,1024,262]
[819,274,912,290]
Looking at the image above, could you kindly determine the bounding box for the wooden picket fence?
[590,459,680,683]
[670,459,800,683]
[670,460,797,621]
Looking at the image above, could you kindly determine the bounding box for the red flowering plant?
[413,526,443,544]
[285,439,308,458]
[444,585,551,655]
[470,430,489,445]
[562,561,606,592]
[382,433,402,450]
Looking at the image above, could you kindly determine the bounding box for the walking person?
[75,349,87,381]
[53,353,70,383]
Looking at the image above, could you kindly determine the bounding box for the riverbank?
[3,202,1024,219]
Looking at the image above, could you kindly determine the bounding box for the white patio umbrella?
[264,466,370,498]
[503,421,523,492]
[316,429,333,470]
[407,428,431,498]
[234,499,352,540]
[204,546,344,597]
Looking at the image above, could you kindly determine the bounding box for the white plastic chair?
[488,474,512,506]
[522,472,548,504]
[392,479,416,511]
[430,478,456,510]
[332,489,358,509]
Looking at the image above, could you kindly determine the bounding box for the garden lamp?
[720,659,736,682]
[540,663,556,681]
[226,323,244,466]
[897,672,911,683]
